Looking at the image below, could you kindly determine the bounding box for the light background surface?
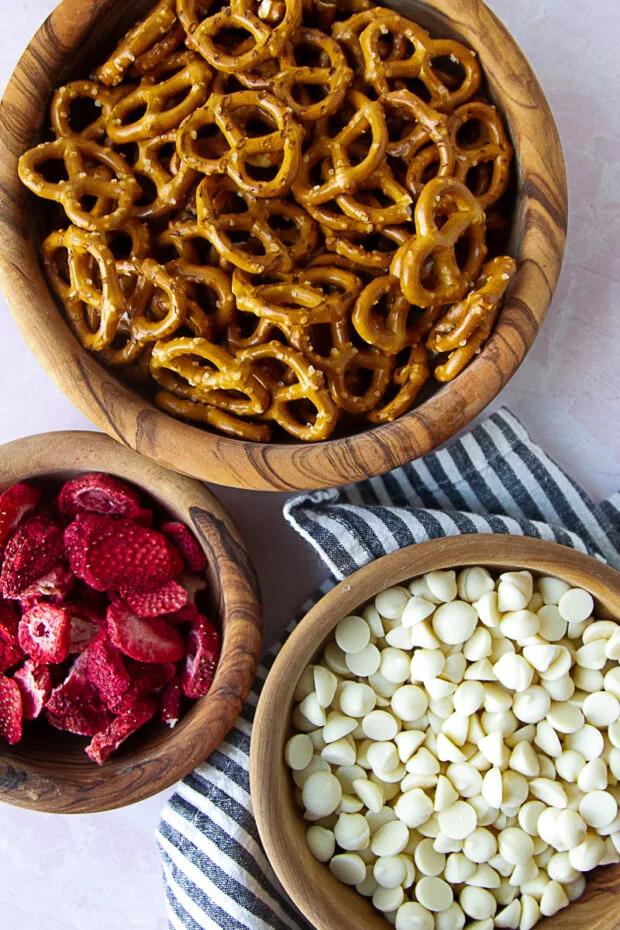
[0,1,618,926]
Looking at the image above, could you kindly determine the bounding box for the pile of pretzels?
[19,0,517,443]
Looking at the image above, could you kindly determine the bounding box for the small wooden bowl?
[0,431,262,814]
[0,0,567,491]
[250,536,620,930]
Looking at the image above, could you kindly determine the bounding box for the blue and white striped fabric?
[158,407,619,930]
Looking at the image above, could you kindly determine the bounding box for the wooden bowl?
[0,431,262,814]
[0,0,567,491]
[250,536,620,930]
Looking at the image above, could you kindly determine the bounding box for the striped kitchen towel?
[157,407,620,930]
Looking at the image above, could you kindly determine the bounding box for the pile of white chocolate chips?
[285,567,620,930]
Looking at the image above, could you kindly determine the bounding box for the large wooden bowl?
[0,0,567,491]
[0,431,262,814]
[250,536,620,930]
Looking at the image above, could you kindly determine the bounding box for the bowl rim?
[250,535,620,930]
[0,0,568,491]
[0,430,263,814]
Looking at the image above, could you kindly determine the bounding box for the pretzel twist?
[322,225,410,273]
[19,138,141,232]
[290,316,395,415]
[352,274,421,355]
[107,51,212,143]
[94,0,180,86]
[130,130,199,220]
[406,101,513,208]
[430,255,517,382]
[394,176,487,308]
[292,90,388,206]
[50,81,131,141]
[193,175,318,273]
[42,226,126,351]
[155,388,273,441]
[368,343,430,423]
[272,28,353,122]
[150,335,271,414]
[237,341,338,441]
[165,257,236,337]
[177,0,302,72]
[359,9,481,109]
[232,264,360,326]
[176,90,303,197]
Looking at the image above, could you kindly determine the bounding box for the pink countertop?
[0,1,618,927]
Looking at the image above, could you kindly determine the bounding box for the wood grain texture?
[250,536,620,930]
[0,0,567,491]
[0,431,262,814]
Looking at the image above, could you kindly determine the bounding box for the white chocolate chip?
[432,601,478,645]
[558,588,594,623]
[336,615,371,654]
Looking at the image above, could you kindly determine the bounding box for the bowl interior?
[250,537,620,930]
[0,468,211,767]
[24,1,520,435]
[0,432,262,812]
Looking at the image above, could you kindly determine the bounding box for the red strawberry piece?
[123,581,188,618]
[58,473,144,520]
[125,659,176,694]
[161,522,207,572]
[0,516,65,598]
[85,696,158,765]
[64,515,184,594]
[0,676,22,744]
[107,600,185,664]
[86,633,133,712]
[182,613,220,699]
[166,602,202,626]
[13,660,52,720]
[17,565,75,605]
[66,602,102,653]
[161,676,182,728]
[0,604,23,673]
[0,482,42,549]
[45,653,112,736]
[18,602,71,664]
[101,659,176,714]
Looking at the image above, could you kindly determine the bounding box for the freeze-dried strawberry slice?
[18,603,71,664]
[64,515,183,593]
[182,613,220,699]
[107,600,185,664]
[0,483,41,549]
[161,676,182,728]
[87,633,133,712]
[166,602,202,626]
[58,473,144,520]
[0,516,65,598]
[0,604,22,673]
[102,659,176,714]
[125,659,176,695]
[13,660,52,720]
[45,653,112,736]
[66,602,102,653]
[161,522,207,572]
[123,581,188,618]
[0,676,22,744]
[18,565,75,605]
[85,696,158,765]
